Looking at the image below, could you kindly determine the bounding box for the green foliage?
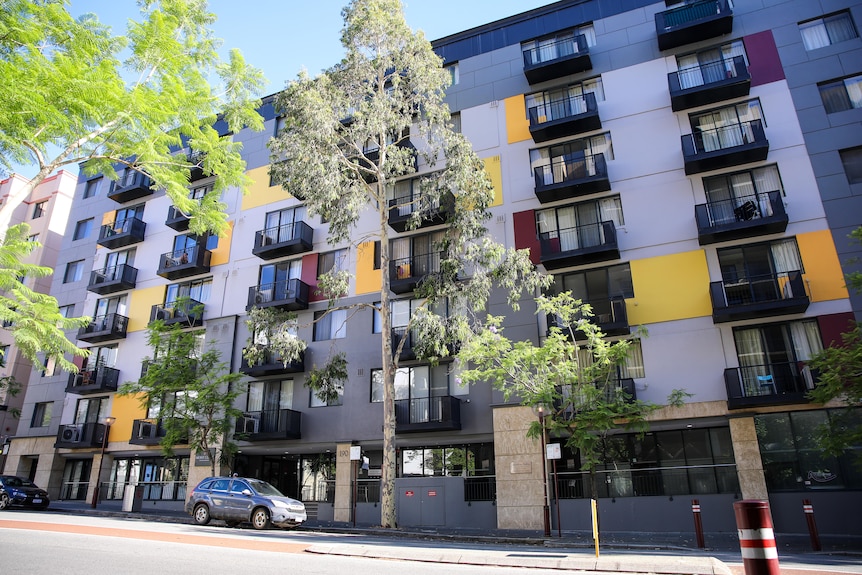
[459,293,685,488]
[268,0,549,528]
[243,307,305,368]
[307,352,348,405]
[0,0,265,237]
[0,223,89,372]
[0,373,22,418]
[118,309,245,477]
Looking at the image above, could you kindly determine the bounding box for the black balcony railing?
[150,298,204,327]
[391,326,419,360]
[97,217,146,249]
[55,422,108,449]
[240,349,305,376]
[522,34,591,84]
[65,366,120,395]
[129,419,169,445]
[87,263,138,295]
[388,192,453,233]
[555,464,739,498]
[669,56,750,111]
[539,221,619,270]
[235,409,302,440]
[656,0,733,51]
[76,313,128,343]
[389,251,444,294]
[555,379,637,417]
[710,270,809,323]
[395,396,462,433]
[695,190,788,245]
[724,362,814,409]
[246,278,310,311]
[682,119,769,175]
[533,153,610,203]
[464,476,497,502]
[156,245,211,280]
[107,171,153,203]
[528,92,600,143]
[548,296,629,338]
[252,221,314,260]
[165,205,190,231]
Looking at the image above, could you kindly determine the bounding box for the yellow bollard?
[592,498,599,557]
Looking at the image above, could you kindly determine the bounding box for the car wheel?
[193,503,211,526]
[0,492,9,511]
[251,507,271,530]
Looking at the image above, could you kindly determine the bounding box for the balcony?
[87,263,138,295]
[107,171,153,203]
[156,245,211,280]
[388,192,454,233]
[240,349,305,377]
[656,0,733,51]
[65,366,120,395]
[557,379,637,417]
[76,313,128,344]
[246,278,310,311]
[724,362,814,409]
[188,150,207,182]
[695,190,788,245]
[391,326,418,360]
[395,396,461,433]
[682,119,769,175]
[165,205,190,231]
[235,409,302,441]
[150,298,204,328]
[548,297,629,339]
[523,34,591,85]
[252,221,314,260]
[539,221,619,270]
[669,56,750,112]
[710,270,810,323]
[389,251,442,295]
[55,422,108,449]
[533,153,610,203]
[97,217,146,249]
[529,92,600,143]
[129,419,168,445]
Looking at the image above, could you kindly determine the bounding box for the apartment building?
[0,170,77,472]
[3,0,861,538]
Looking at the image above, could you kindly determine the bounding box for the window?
[310,377,343,407]
[551,262,634,300]
[83,345,118,372]
[313,309,346,341]
[450,112,461,134]
[64,260,85,283]
[58,304,74,318]
[373,241,381,270]
[165,278,212,305]
[391,231,445,279]
[444,62,459,86]
[73,218,93,241]
[74,396,109,424]
[258,259,302,302]
[317,248,347,279]
[0,345,9,367]
[839,146,862,184]
[31,402,52,428]
[274,115,286,137]
[521,24,596,67]
[536,196,624,251]
[27,234,39,243]
[676,40,748,89]
[530,133,614,185]
[32,200,46,219]
[703,165,784,224]
[112,204,145,231]
[819,75,862,113]
[399,443,495,477]
[572,340,646,380]
[718,238,804,287]
[189,183,212,200]
[83,178,102,199]
[799,12,858,51]
[263,205,307,244]
[92,295,128,325]
[525,77,604,125]
[690,99,764,152]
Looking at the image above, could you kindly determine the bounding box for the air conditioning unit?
[155,308,171,321]
[138,422,155,439]
[242,416,260,434]
[61,425,82,442]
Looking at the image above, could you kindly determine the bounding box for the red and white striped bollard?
[734,500,780,575]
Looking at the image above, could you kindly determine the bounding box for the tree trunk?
[378,181,397,529]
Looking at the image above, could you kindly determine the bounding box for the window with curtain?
[264,205,306,243]
[165,278,212,305]
[530,133,614,186]
[525,77,604,124]
[733,320,822,395]
[536,196,623,251]
[521,24,596,65]
[818,74,862,113]
[691,100,763,152]
[676,39,748,89]
[717,238,803,286]
[313,309,347,341]
[799,12,858,51]
[317,248,347,279]
[703,164,783,224]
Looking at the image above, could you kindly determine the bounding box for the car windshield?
[248,479,284,497]
[2,477,34,487]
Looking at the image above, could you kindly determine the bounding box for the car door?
[226,479,255,520]
[207,478,231,520]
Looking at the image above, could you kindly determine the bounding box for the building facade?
[3,0,861,539]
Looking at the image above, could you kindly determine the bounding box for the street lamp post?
[90,416,116,508]
[537,406,551,537]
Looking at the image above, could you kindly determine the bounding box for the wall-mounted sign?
[547,443,562,460]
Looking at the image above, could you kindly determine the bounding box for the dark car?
[185,476,306,530]
[0,475,50,510]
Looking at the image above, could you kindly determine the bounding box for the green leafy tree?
[807,226,862,456]
[269,0,547,528]
[0,0,265,237]
[0,223,89,372]
[459,293,688,504]
[242,307,306,369]
[118,308,245,476]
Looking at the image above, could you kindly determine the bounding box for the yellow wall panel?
[241,165,292,211]
[483,155,503,207]
[798,229,851,302]
[109,393,147,442]
[128,285,166,332]
[504,95,531,144]
[209,220,234,266]
[628,250,712,325]
[356,241,381,295]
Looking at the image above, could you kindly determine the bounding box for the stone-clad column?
[493,404,545,530]
[729,416,769,500]
[333,442,354,523]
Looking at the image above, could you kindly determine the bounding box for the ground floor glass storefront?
[105,455,189,501]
